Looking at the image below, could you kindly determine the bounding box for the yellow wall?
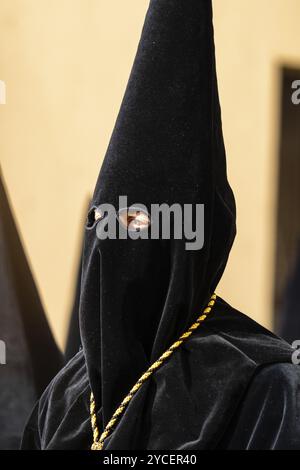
[0,0,300,348]
[214,0,300,328]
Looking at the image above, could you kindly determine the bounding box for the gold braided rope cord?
[90,293,217,450]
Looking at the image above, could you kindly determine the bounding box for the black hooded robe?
[21,0,300,450]
[0,172,63,449]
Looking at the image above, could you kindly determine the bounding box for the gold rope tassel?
[90,293,217,450]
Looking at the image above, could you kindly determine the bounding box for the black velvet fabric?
[65,256,82,362]
[65,201,89,361]
[81,0,236,427]
[218,362,300,450]
[0,172,63,449]
[21,0,300,450]
[21,300,300,450]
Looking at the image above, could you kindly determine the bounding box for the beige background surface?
[0,0,300,349]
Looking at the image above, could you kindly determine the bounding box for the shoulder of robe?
[39,348,88,405]
[36,350,90,441]
[251,361,300,393]
[241,362,300,414]
[187,296,294,367]
[221,362,300,449]
[38,348,89,413]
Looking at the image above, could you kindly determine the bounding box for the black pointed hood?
[0,172,63,448]
[80,0,236,426]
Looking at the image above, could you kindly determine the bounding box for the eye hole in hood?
[118,207,151,232]
[85,206,105,230]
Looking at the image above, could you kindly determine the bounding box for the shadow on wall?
[274,67,300,343]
